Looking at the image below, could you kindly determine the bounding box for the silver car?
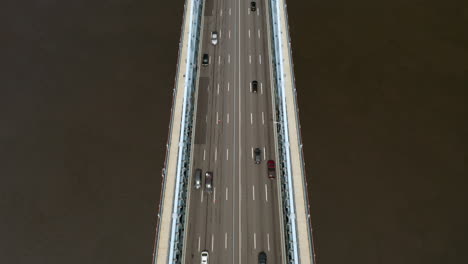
[211,31,218,45]
[194,169,202,189]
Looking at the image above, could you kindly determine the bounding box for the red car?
[267,160,276,178]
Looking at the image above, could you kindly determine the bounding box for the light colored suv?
[201,250,209,264]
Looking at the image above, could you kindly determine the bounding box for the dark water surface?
[1,0,466,263]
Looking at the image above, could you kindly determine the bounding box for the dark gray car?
[250,1,257,11]
[205,171,213,193]
[254,148,261,164]
[258,252,267,264]
[252,80,258,93]
[202,54,209,66]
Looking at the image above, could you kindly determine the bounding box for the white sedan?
[211,31,218,45]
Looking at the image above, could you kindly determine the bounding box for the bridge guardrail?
[152,0,203,263]
[267,0,316,263]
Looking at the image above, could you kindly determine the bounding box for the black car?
[258,251,267,264]
[250,1,256,12]
[202,54,209,66]
[252,80,258,93]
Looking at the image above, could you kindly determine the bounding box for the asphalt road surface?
[183,0,284,263]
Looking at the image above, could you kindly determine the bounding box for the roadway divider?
[152,0,203,263]
[267,0,317,263]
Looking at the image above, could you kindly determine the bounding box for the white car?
[211,31,218,45]
[201,250,209,264]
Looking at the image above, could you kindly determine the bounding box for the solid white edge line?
[238,0,242,261]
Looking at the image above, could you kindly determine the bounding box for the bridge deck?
[154,0,315,263]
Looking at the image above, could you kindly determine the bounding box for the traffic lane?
[184,59,213,263]
[254,1,285,262]
[213,17,237,264]
[211,0,237,260]
[243,0,284,259]
[204,0,238,262]
[184,1,218,262]
[248,97,275,263]
[184,149,207,263]
[240,1,263,263]
[238,1,249,263]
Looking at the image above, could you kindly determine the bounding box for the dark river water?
[1,0,466,263]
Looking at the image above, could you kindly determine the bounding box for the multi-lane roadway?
[183,0,284,263]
